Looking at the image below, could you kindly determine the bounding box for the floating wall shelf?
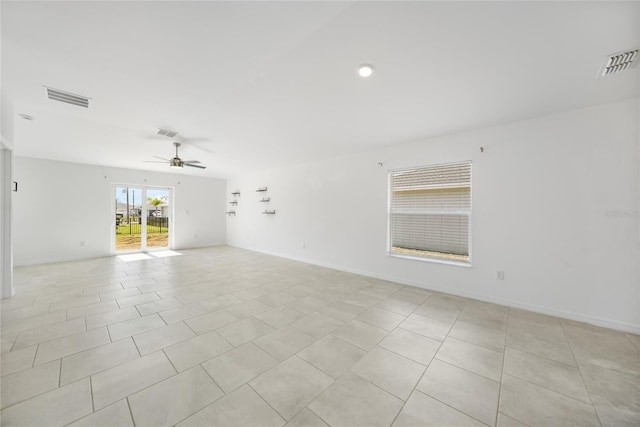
[259,198,270,203]
[228,191,240,214]
[262,210,276,215]
[256,187,268,192]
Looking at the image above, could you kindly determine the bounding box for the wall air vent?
[600,48,638,77]
[44,87,90,108]
[156,129,179,138]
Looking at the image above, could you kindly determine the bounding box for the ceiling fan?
[144,142,206,169]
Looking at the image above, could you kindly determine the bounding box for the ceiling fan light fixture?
[144,141,206,170]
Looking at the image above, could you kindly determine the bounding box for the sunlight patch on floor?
[117,253,153,262]
[150,250,182,258]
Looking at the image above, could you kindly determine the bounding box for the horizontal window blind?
[389,161,471,263]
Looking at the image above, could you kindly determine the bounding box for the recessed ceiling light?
[357,64,375,78]
[19,114,34,121]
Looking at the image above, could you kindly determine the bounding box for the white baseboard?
[229,244,640,335]
[14,241,227,267]
[174,240,226,250]
[13,252,110,267]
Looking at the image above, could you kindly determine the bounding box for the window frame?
[386,161,472,267]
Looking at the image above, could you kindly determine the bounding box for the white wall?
[0,146,14,298]
[13,157,226,265]
[227,98,640,333]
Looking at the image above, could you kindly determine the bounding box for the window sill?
[387,252,472,268]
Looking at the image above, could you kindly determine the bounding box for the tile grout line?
[181,319,200,336]
[85,308,142,331]
[501,370,601,409]
[622,333,640,352]
[130,333,143,357]
[305,404,331,426]
[31,344,41,368]
[198,361,226,397]
[494,307,510,427]
[0,361,62,411]
[412,311,508,426]
[246,381,291,423]
[126,397,137,427]
[89,375,95,413]
[93,355,177,412]
[57,338,136,383]
[435,329,506,355]
[574,359,640,378]
[386,297,462,427]
[559,321,604,427]
[504,330,580,368]
[160,348,180,374]
[57,358,62,389]
[432,354,505,384]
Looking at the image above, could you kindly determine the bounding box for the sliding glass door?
[115,186,143,252]
[114,185,171,253]
[146,188,170,249]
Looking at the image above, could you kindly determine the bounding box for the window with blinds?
[388,161,471,264]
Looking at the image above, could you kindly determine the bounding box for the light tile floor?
[1,246,639,426]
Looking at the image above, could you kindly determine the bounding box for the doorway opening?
[114,185,172,253]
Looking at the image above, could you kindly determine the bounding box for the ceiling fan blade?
[142,161,168,163]
[181,160,200,163]
[184,163,207,169]
[153,156,170,161]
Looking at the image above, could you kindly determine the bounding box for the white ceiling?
[2,1,639,178]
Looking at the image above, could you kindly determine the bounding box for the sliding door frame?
[110,183,174,254]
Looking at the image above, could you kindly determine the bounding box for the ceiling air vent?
[44,87,90,108]
[600,48,638,77]
[156,128,179,138]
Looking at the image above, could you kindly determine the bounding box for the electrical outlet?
[496,271,504,280]
[80,241,85,247]
[302,242,306,249]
